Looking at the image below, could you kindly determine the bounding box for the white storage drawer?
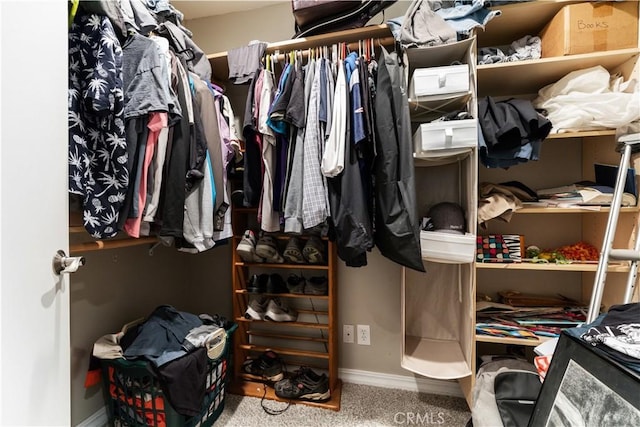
[420,231,476,264]
[410,64,470,98]
[414,119,477,154]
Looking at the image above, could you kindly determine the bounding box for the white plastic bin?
[414,119,477,154]
[410,64,470,99]
[420,231,476,264]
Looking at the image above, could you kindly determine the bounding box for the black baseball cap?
[424,202,466,234]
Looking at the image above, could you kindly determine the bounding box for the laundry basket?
[100,323,237,427]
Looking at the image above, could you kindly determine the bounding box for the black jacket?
[373,47,424,273]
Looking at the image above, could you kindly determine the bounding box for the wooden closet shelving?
[228,217,341,410]
[469,0,640,405]
[214,23,399,412]
[68,212,159,254]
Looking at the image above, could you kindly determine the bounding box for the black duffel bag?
[292,0,397,38]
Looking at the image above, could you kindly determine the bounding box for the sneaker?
[245,296,268,320]
[242,350,284,382]
[255,234,284,263]
[286,274,306,294]
[246,274,268,293]
[236,230,265,263]
[266,273,288,293]
[305,276,328,295]
[283,237,305,264]
[302,236,326,264]
[265,298,298,322]
[274,367,330,402]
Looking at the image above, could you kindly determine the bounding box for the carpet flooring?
[215,382,471,427]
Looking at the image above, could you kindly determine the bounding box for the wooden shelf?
[477,0,584,47]
[475,334,552,347]
[477,48,639,97]
[246,330,328,343]
[545,129,617,139]
[235,290,329,300]
[228,379,342,411]
[515,206,639,214]
[234,261,329,270]
[69,236,158,254]
[235,317,329,330]
[238,343,329,359]
[476,262,630,273]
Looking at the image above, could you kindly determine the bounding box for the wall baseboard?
[76,406,107,427]
[339,368,464,398]
[78,369,463,425]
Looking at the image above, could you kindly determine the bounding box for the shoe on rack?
[305,276,328,296]
[236,230,265,263]
[255,234,285,263]
[274,367,330,402]
[266,273,288,293]
[247,274,268,293]
[265,298,298,322]
[244,296,268,320]
[302,236,326,264]
[283,236,305,264]
[286,274,306,294]
[242,350,285,382]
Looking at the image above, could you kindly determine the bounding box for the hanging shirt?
[321,60,347,177]
[68,12,128,239]
[302,60,330,229]
[242,69,264,208]
[258,69,280,232]
[124,112,167,238]
[284,59,315,233]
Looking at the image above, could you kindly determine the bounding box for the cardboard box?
[540,1,638,58]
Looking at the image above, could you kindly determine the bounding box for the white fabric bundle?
[533,65,639,133]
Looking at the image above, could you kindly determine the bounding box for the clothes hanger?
[69,0,79,28]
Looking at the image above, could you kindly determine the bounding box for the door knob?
[52,249,85,274]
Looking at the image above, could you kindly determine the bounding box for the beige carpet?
[215,382,471,426]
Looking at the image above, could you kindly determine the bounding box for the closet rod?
[70,237,158,254]
[268,36,396,61]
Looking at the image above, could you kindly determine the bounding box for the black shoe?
[286,274,306,294]
[302,236,326,264]
[266,273,287,293]
[247,274,268,293]
[305,276,328,295]
[274,367,330,402]
[242,350,284,382]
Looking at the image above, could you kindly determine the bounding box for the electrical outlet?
[343,324,354,343]
[357,324,371,345]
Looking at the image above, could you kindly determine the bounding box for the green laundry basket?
[100,323,237,427]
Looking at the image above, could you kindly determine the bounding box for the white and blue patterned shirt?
[69,12,128,238]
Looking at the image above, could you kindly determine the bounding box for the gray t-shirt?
[122,33,172,118]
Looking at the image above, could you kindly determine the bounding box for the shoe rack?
[229,207,342,411]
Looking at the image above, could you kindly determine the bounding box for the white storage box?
[414,119,477,154]
[410,64,470,99]
[420,231,476,263]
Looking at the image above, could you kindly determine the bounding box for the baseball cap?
[423,202,466,234]
[205,328,227,360]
